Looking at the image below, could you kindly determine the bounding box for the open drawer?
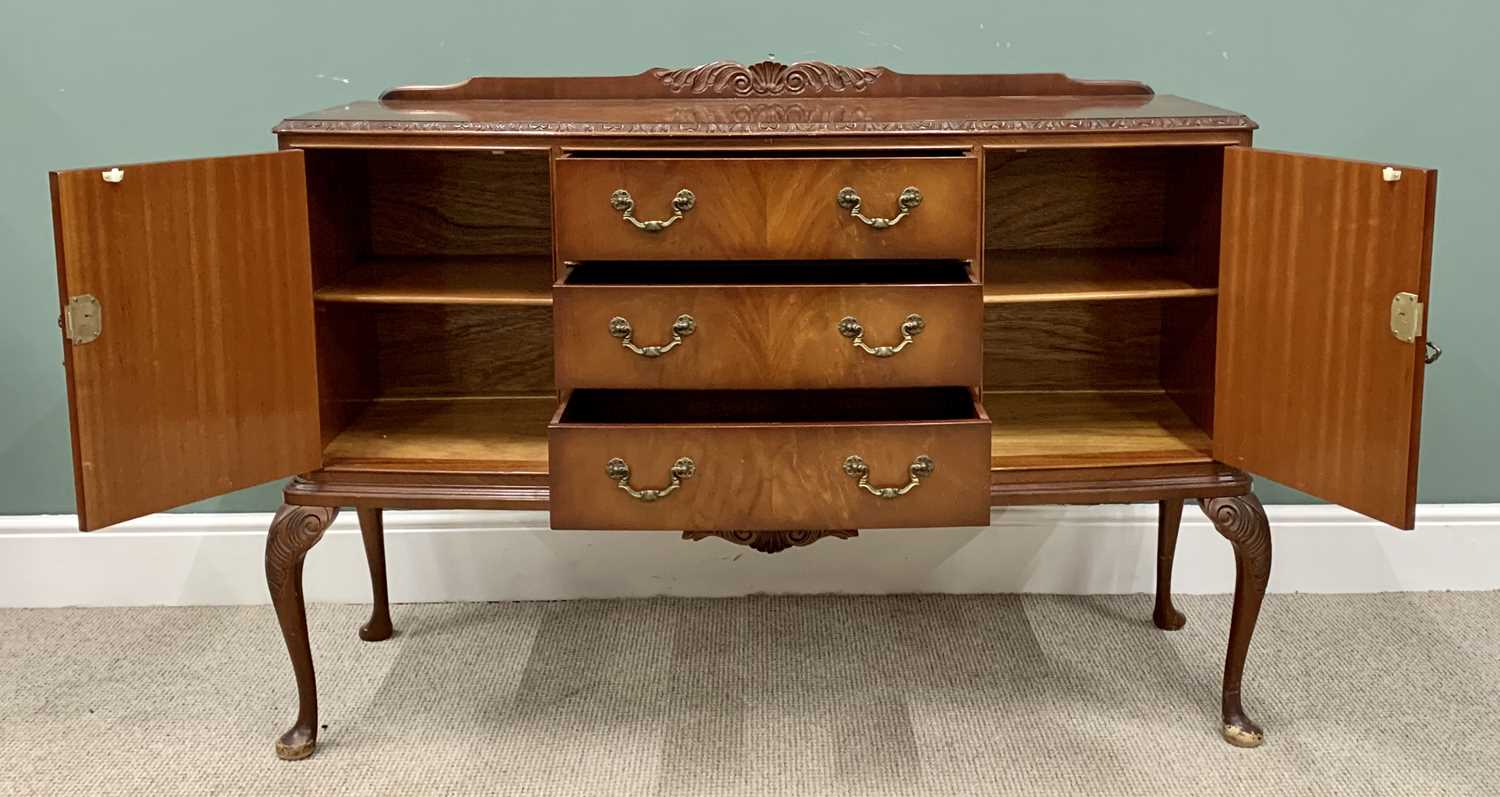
[554,261,983,389]
[548,387,992,530]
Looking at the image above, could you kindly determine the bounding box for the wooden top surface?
[275,61,1253,137]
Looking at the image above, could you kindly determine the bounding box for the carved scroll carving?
[1198,493,1272,748]
[668,102,873,125]
[266,504,338,761]
[682,529,859,554]
[653,60,884,97]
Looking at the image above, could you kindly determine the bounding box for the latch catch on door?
[1390,291,1424,344]
[63,294,102,344]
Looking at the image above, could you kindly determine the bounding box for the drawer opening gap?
[561,147,973,159]
[559,387,980,425]
[561,260,975,287]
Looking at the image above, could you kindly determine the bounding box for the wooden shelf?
[320,390,1211,476]
[322,396,553,472]
[314,256,553,306]
[985,389,1212,470]
[984,249,1217,304]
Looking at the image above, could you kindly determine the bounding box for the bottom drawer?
[549,388,991,530]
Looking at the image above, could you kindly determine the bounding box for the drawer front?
[549,409,991,531]
[553,156,979,261]
[554,282,982,389]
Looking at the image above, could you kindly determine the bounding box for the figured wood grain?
[50,152,321,530]
[986,390,1212,470]
[553,155,979,261]
[985,147,1178,250]
[366,149,551,257]
[549,392,990,530]
[354,305,554,395]
[983,249,1217,303]
[322,396,553,472]
[314,256,553,305]
[1215,148,1435,529]
[983,300,1163,390]
[554,278,981,389]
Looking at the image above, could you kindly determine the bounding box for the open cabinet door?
[1215,148,1436,529]
[50,152,322,530]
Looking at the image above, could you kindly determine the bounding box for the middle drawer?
[554,262,983,389]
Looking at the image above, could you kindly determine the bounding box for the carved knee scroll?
[266,504,338,761]
[1199,494,1272,749]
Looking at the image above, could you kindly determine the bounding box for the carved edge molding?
[683,529,859,554]
[653,60,884,96]
[275,114,1255,136]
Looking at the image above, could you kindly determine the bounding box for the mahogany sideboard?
[46,61,1440,759]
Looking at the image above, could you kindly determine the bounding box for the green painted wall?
[2,1,1495,514]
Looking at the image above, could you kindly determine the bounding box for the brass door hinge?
[62,294,102,344]
[1390,292,1424,344]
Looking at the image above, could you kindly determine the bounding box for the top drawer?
[553,150,980,261]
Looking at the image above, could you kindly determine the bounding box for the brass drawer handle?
[839,313,924,357]
[609,314,695,357]
[842,455,934,499]
[606,457,695,502]
[836,186,922,229]
[610,188,695,232]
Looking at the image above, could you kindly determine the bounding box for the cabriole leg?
[266,504,338,761]
[1153,498,1187,630]
[1199,493,1272,748]
[357,507,393,641]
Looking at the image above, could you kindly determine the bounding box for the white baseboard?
[0,504,1495,607]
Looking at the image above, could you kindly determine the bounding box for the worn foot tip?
[275,729,316,761]
[1222,722,1265,748]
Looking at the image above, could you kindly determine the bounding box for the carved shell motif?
[653,60,884,97]
[682,529,859,554]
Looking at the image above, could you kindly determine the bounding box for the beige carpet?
[2,593,1497,796]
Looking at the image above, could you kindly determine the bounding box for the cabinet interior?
[304,145,1221,474]
[305,149,555,473]
[982,146,1221,469]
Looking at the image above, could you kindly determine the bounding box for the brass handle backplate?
[609,314,695,357]
[606,457,695,502]
[610,188,695,232]
[836,186,922,229]
[842,455,934,499]
[839,313,924,357]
